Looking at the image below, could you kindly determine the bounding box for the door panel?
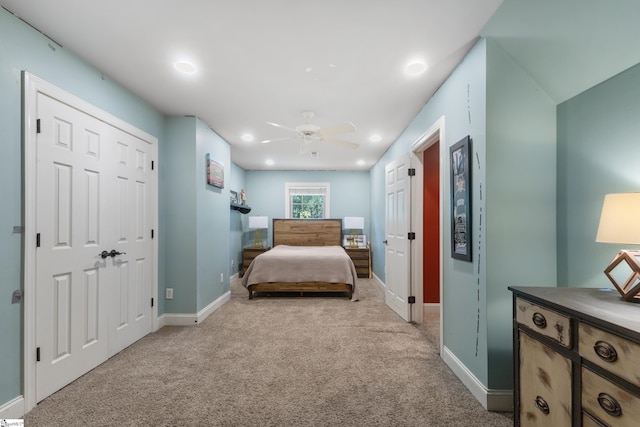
[36,93,110,401]
[385,153,411,321]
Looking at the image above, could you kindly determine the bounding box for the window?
[285,182,330,219]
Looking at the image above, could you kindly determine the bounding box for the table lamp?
[596,193,640,301]
[248,216,268,248]
[343,217,364,248]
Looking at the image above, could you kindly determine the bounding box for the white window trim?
[284,182,330,218]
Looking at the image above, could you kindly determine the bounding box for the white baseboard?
[159,290,231,326]
[423,303,439,314]
[441,345,513,412]
[0,395,25,419]
[371,273,385,292]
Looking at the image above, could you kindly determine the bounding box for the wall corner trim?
[0,395,25,419]
[159,291,231,326]
[441,346,513,412]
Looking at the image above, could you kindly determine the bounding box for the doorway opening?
[409,116,444,353]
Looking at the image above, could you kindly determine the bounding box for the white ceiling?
[2,1,639,171]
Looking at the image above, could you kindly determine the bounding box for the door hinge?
[151,229,154,239]
[151,297,154,308]
[408,168,415,177]
[408,232,416,240]
[36,119,41,134]
[36,347,41,362]
[408,296,416,304]
[151,160,154,170]
[36,233,41,247]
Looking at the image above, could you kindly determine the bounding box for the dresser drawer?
[582,367,640,427]
[582,411,607,427]
[579,322,640,387]
[516,298,572,348]
[519,332,572,426]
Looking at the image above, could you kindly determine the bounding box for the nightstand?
[344,245,371,278]
[240,247,270,277]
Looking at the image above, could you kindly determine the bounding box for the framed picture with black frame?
[450,135,471,262]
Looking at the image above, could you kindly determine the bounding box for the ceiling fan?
[261,111,358,152]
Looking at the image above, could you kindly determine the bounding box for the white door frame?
[22,72,159,412]
[409,116,445,353]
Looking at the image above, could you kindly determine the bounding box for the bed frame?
[248,218,353,299]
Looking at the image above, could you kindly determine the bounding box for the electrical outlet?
[220,273,224,283]
[165,288,174,300]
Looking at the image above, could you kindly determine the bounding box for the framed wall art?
[450,136,471,262]
[206,153,224,189]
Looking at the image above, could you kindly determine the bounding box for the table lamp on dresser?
[596,193,640,301]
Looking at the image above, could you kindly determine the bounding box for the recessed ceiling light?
[404,61,427,76]
[357,160,366,166]
[241,133,254,142]
[174,61,197,74]
[265,159,274,166]
[369,134,382,143]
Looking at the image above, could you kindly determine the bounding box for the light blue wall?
[163,117,198,314]
[229,164,246,276]
[244,170,370,247]
[163,117,232,314]
[558,62,640,287]
[195,119,231,311]
[0,9,165,408]
[371,39,557,392]
[371,40,490,384]
[485,40,557,388]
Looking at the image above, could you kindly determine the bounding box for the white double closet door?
[33,88,155,402]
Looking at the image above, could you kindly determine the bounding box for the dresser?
[240,247,270,277]
[344,245,371,278]
[510,286,640,426]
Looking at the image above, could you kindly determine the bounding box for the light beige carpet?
[24,278,512,426]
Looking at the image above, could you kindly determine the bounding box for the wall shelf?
[230,202,251,214]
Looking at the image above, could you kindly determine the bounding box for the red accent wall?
[423,142,440,303]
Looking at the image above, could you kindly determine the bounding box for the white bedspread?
[241,245,359,301]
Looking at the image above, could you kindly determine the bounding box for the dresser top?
[510,286,640,337]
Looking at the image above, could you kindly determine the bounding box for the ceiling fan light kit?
[262,111,359,151]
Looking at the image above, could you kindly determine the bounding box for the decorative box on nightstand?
[344,244,371,278]
[240,247,270,277]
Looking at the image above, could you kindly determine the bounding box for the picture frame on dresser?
[450,135,471,262]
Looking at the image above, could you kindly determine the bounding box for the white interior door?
[35,92,111,401]
[109,128,154,354]
[385,153,412,321]
[34,90,154,402]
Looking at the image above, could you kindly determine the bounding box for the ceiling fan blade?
[317,122,357,137]
[261,136,293,144]
[266,121,296,133]
[322,138,359,149]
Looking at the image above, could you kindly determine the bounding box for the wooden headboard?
[273,219,342,247]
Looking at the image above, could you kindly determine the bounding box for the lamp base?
[253,229,263,249]
[604,250,640,302]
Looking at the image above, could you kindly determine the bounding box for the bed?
[240,219,359,301]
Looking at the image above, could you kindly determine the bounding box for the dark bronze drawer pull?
[532,312,547,329]
[534,396,550,414]
[598,392,622,417]
[594,341,618,363]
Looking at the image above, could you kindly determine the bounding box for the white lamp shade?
[343,216,364,230]
[248,216,268,229]
[596,193,640,244]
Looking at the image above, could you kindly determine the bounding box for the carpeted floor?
[24,278,513,426]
